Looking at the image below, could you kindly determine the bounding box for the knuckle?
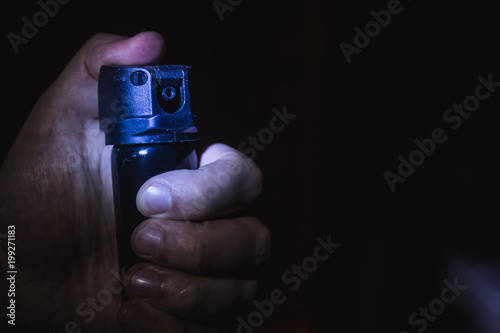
[172,280,201,313]
[189,232,208,271]
[227,151,263,203]
[239,153,263,202]
[84,32,113,53]
[181,193,210,221]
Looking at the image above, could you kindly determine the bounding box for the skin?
[0,32,270,332]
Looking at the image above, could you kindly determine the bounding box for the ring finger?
[124,263,257,318]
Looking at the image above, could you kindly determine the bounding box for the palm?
[1,32,169,332]
[0,83,125,332]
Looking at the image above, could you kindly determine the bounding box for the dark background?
[3,0,500,332]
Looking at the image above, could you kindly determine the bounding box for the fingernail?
[131,268,160,299]
[122,304,152,332]
[134,223,162,256]
[139,185,171,216]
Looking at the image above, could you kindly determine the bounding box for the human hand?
[0,32,270,332]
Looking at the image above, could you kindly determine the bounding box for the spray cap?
[98,65,199,145]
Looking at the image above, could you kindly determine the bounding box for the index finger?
[136,143,263,220]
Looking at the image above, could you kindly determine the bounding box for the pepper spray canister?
[98,65,199,287]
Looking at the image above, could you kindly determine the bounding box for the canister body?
[111,143,197,275]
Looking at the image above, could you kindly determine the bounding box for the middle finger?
[131,217,271,274]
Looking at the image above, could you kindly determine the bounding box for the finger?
[118,299,217,333]
[131,217,271,273]
[136,143,263,220]
[37,31,165,120]
[82,31,166,80]
[123,264,257,318]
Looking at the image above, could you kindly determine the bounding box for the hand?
[0,32,270,332]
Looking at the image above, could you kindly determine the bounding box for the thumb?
[78,31,166,81]
[39,32,166,119]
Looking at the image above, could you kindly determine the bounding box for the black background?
[3,0,500,332]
